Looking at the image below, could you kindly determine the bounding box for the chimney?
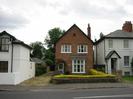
[87,24,91,38]
[122,21,132,32]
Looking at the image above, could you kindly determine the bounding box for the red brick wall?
[55,25,93,74]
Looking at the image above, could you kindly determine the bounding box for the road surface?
[0,87,133,99]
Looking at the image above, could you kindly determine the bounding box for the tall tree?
[44,28,65,64]
[30,41,45,59]
[45,28,65,49]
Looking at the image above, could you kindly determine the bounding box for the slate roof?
[31,58,45,64]
[95,30,133,45]
[106,30,133,38]
[105,50,121,60]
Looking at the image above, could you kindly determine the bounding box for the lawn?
[20,74,52,86]
[122,76,133,83]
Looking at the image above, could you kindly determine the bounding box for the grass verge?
[20,74,52,86]
[122,76,133,83]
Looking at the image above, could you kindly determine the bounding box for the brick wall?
[55,25,93,74]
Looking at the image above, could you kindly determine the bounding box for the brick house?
[55,24,93,74]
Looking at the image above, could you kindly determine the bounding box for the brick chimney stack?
[87,24,91,38]
[122,21,132,32]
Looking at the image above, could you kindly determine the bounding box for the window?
[124,72,130,76]
[77,45,88,53]
[0,38,9,51]
[123,40,129,48]
[0,61,8,72]
[124,56,129,66]
[72,59,85,73]
[61,45,71,53]
[108,39,113,48]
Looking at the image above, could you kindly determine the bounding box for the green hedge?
[52,69,117,83]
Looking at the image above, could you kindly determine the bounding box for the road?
[0,88,133,99]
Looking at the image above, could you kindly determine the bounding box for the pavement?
[0,82,133,91]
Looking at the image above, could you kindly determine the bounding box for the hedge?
[52,69,118,83]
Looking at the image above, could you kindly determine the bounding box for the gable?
[0,31,16,41]
[56,24,93,45]
[105,50,121,60]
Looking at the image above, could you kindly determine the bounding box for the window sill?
[72,72,85,74]
[61,52,72,53]
[123,66,130,68]
[77,52,88,54]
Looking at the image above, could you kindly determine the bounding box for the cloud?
[64,0,127,20]
[0,7,29,30]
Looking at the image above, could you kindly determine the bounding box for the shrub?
[89,69,106,75]
[35,65,46,76]
[54,74,115,78]
[45,59,54,66]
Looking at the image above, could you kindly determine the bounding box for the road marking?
[73,94,133,99]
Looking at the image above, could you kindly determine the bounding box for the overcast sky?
[0,0,133,44]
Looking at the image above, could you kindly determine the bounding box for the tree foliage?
[44,28,65,65]
[45,28,65,49]
[30,41,45,59]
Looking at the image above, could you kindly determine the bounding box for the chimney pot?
[122,21,132,32]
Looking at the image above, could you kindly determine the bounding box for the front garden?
[52,69,118,84]
[122,76,133,83]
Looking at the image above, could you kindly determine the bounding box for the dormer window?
[0,38,9,52]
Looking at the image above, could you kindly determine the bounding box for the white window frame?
[77,45,88,53]
[72,59,85,73]
[124,56,130,67]
[123,39,129,48]
[61,45,71,53]
[108,39,113,48]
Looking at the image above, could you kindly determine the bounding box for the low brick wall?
[52,77,118,84]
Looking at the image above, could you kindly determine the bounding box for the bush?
[45,59,54,66]
[52,69,117,83]
[54,74,115,78]
[89,69,106,75]
[35,65,46,76]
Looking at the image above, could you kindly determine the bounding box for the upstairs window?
[0,61,8,72]
[123,40,129,48]
[108,39,113,48]
[0,38,9,52]
[61,45,71,53]
[77,45,88,53]
[124,56,129,66]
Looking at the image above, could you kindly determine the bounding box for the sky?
[0,0,133,44]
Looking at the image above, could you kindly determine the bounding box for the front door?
[111,58,117,73]
[58,63,64,73]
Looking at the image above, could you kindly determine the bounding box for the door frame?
[58,63,64,73]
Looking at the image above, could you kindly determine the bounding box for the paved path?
[0,83,133,91]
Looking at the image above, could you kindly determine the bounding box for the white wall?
[104,38,133,75]
[94,40,105,65]
[0,43,35,85]
[13,45,35,84]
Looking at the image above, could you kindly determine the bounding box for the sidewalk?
[0,83,133,91]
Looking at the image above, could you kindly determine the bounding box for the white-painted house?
[94,21,133,76]
[0,31,35,85]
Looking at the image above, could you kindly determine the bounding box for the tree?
[45,28,65,49]
[30,41,45,59]
[44,28,65,65]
